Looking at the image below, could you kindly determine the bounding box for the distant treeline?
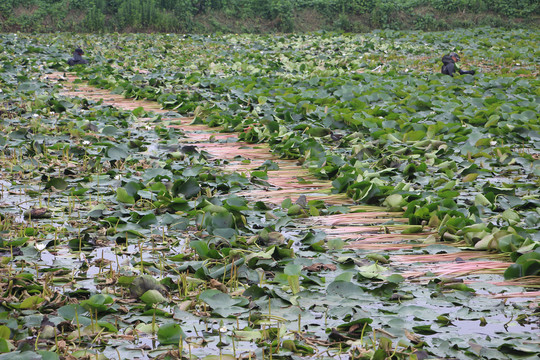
[1,0,538,33]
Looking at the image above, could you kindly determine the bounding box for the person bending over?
[441,52,475,77]
[67,48,88,66]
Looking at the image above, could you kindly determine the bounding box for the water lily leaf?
[504,250,540,279]
[224,195,248,210]
[140,289,167,305]
[211,211,234,229]
[336,318,373,336]
[117,188,135,204]
[130,275,167,298]
[462,173,478,182]
[498,234,527,253]
[234,330,262,340]
[0,326,10,340]
[157,323,187,345]
[88,203,107,218]
[203,204,228,214]
[172,177,200,198]
[81,294,113,312]
[203,356,236,360]
[39,352,60,360]
[401,225,423,234]
[474,233,497,250]
[106,145,129,160]
[405,130,426,141]
[284,263,302,276]
[213,228,236,238]
[327,238,345,250]
[101,125,118,136]
[412,325,437,335]
[57,304,88,322]
[366,253,390,264]
[474,193,492,206]
[135,323,158,334]
[199,290,248,317]
[138,213,157,227]
[282,340,315,354]
[96,322,118,333]
[132,106,146,116]
[386,274,404,284]
[334,271,354,282]
[383,194,404,209]
[20,295,45,310]
[441,283,475,292]
[288,275,300,294]
[243,285,268,300]
[327,281,364,299]
[190,240,222,259]
[502,209,520,225]
[498,342,540,356]
[287,204,302,215]
[1,237,28,247]
[357,263,387,280]
[44,177,68,190]
[0,340,14,354]
[307,127,331,137]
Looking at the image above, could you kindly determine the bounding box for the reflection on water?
[0,179,33,223]
[86,246,135,276]
[450,318,537,337]
[40,249,55,265]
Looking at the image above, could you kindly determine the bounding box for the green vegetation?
[0,29,539,359]
[0,0,539,33]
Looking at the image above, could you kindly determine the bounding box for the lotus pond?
[0,28,539,359]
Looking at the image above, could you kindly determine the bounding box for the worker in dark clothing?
[441,52,475,77]
[67,48,88,66]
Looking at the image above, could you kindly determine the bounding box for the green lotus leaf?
[157,323,187,345]
[117,188,135,204]
[140,289,167,305]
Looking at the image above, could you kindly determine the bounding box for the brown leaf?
[193,311,211,317]
[404,329,422,344]
[209,279,228,293]
[303,263,337,272]
[60,355,77,360]
[117,298,139,304]
[57,340,67,352]
[57,321,76,333]
[177,300,193,312]
[93,258,111,267]
[348,323,361,334]
[328,328,355,342]
[154,350,182,360]
[26,208,51,219]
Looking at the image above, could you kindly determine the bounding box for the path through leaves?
[34,71,539,359]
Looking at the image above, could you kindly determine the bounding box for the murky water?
[0,179,33,222]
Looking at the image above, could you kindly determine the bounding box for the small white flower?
[490,141,497,146]
[219,326,227,333]
[83,140,90,145]
[33,114,39,117]
[35,243,46,251]
[114,174,121,180]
